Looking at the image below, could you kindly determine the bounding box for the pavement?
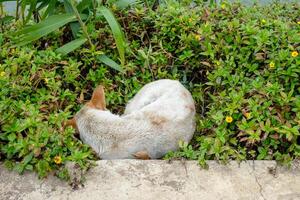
[1,160,300,200]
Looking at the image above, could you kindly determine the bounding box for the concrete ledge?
[1,160,300,200]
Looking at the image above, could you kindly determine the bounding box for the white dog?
[65,79,196,159]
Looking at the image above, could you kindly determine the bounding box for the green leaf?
[25,164,33,171]
[41,0,57,19]
[23,153,33,165]
[14,152,34,174]
[25,0,38,24]
[98,6,126,66]
[0,33,2,46]
[37,0,52,11]
[56,37,87,55]
[14,14,77,46]
[114,0,137,9]
[37,160,50,178]
[63,0,81,38]
[0,16,14,24]
[7,133,16,142]
[14,163,24,174]
[77,0,93,12]
[97,54,123,72]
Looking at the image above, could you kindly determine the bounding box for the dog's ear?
[89,85,106,110]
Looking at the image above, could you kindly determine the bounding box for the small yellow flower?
[225,116,233,123]
[194,34,201,41]
[189,18,193,23]
[111,4,117,11]
[269,61,275,69]
[44,78,49,84]
[221,4,226,9]
[245,112,251,119]
[291,51,298,57]
[216,61,221,66]
[54,156,62,164]
[297,21,300,25]
[0,71,5,77]
[261,19,266,24]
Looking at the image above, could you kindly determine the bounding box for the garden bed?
[0,0,299,179]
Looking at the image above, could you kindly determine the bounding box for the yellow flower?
[269,61,275,69]
[194,34,201,41]
[54,156,62,164]
[291,51,298,57]
[221,4,226,9]
[297,21,300,25]
[0,71,5,77]
[261,19,266,24]
[189,18,193,23]
[44,78,49,84]
[225,116,233,123]
[111,4,117,11]
[245,112,251,119]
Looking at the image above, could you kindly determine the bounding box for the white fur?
[75,79,196,159]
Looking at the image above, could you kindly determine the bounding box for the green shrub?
[0,1,299,178]
[153,1,300,166]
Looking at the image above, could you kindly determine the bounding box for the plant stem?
[21,3,25,24]
[16,0,20,21]
[0,3,3,32]
[0,3,3,17]
[69,0,93,48]
[92,0,97,20]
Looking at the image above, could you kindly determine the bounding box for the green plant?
[1,0,300,179]
[3,0,134,70]
[156,1,300,166]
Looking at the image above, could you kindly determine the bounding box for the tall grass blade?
[56,37,87,55]
[14,14,77,46]
[99,6,126,66]
[63,0,81,38]
[98,54,123,72]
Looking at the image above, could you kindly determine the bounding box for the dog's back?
[125,79,195,119]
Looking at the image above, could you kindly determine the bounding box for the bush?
[0,1,299,178]
[152,1,300,166]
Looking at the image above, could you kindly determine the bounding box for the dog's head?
[63,85,106,131]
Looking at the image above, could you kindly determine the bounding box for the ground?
[1,160,300,200]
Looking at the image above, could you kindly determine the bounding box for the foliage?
[0,0,300,179]
[1,0,132,70]
[154,1,300,166]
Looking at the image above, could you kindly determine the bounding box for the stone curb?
[1,160,300,200]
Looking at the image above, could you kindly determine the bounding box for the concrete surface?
[0,160,300,200]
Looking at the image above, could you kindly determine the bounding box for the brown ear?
[63,118,78,131]
[89,85,106,110]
